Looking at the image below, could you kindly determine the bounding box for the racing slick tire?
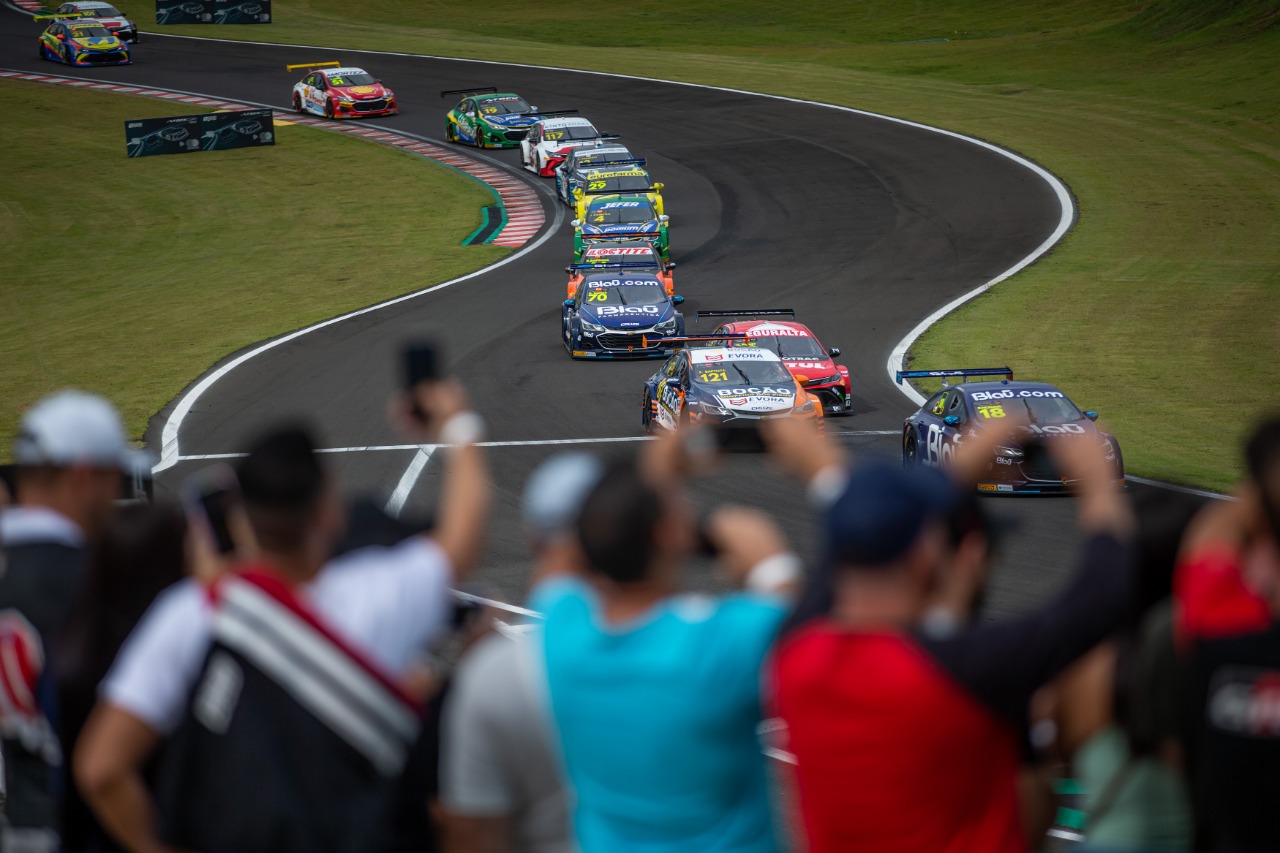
[39,41,45,60]
[903,431,921,469]
[642,389,655,434]
[445,122,456,143]
[62,45,73,65]
[292,93,303,114]
[324,98,335,120]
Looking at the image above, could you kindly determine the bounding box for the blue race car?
[562,268,685,359]
[897,367,1124,494]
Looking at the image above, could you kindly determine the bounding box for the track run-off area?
[0,7,1170,615]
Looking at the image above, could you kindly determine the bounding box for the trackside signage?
[156,0,272,25]
[125,109,274,157]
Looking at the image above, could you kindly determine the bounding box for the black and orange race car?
[566,240,675,298]
[897,367,1124,494]
[699,310,853,416]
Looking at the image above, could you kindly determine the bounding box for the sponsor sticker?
[971,389,1065,401]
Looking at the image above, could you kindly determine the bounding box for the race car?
[442,87,558,148]
[572,194,669,262]
[642,342,825,435]
[554,144,642,204]
[562,270,685,359]
[37,16,129,65]
[288,62,397,120]
[700,310,853,416]
[566,241,675,298]
[520,116,612,177]
[50,1,138,41]
[572,168,665,217]
[897,367,1124,494]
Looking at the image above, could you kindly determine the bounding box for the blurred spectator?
[439,452,604,853]
[75,381,489,853]
[771,432,1136,853]
[1174,415,1280,853]
[0,390,146,851]
[1045,488,1202,853]
[533,440,799,852]
[53,502,188,853]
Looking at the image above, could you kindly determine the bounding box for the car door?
[656,354,687,429]
[306,74,326,113]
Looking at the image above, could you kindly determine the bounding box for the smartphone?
[713,420,765,452]
[403,341,442,423]
[183,465,241,555]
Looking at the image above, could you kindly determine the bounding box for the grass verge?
[146,0,1280,490]
[0,77,507,458]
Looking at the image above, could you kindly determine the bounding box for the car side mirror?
[658,214,669,223]
[563,299,575,308]
[828,347,841,357]
[666,262,677,270]
[667,379,681,389]
[1084,410,1099,420]
[944,415,960,426]
[672,295,685,304]
[571,219,582,227]
[531,105,539,112]
[654,182,664,189]
[795,374,811,386]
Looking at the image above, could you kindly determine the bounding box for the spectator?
[53,502,189,853]
[533,439,800,853]
[771,431,1136,853]
[74,380,489,853]
[1174,415,1280,853]
[439,452,604,853]
[0,390,147,851]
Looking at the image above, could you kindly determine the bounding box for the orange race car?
[566,240,675,299]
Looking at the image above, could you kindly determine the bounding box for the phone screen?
[198,487,238,555]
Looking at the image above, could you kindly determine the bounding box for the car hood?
[782,357,836,379]
[72,36,121,48]
[332,84,390,99]
[484,113,535,127]
[583,221,659,236]
[580,302,673,329]
[703,386,797,414]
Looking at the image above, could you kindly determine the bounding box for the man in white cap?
[0,390,146,849]
[439,451,604,853]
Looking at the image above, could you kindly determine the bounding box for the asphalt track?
[1,9,1102,615]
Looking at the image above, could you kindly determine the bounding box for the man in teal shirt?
[531,449,800,852]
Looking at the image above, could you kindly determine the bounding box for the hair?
[575,458,662,585]
[234,424,326,552]
[1246,414,1280,541]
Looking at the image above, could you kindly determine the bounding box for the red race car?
[287,61,397,120]
[700,310,853,416]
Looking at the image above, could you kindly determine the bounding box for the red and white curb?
[0,69,544,248]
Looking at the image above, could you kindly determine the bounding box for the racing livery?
[643,344,824,434]
[566,241,675,298]
[898,368,1124,494]
[520,116,610,177]
[573,171,665,217]
[288,62,396,120]
[51,2,138,41]
[702,310,853,416]
[572,194,670,262]
[554,143,637,203]
[442,87,554,148]
[562,272,685,359]
[37,16,129,65]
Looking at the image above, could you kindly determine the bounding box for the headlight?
[579,317,606,334]
[338,100,354,107]
[654,318,677,334]
[695,398,728,414]
[995,445,1024,458]
[795,399,815,414]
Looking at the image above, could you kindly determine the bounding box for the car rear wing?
[640,333,750,349]
[527,110,581,119]
[695,309,795,327]
[895,367,1014,386]
[33,11,90,19]
[286,61,341,72]
[580,158,647,169]
[566,261,662,271]
[439,86,497,98]
[582,184,662,196]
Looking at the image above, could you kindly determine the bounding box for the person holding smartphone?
[74,347,490,853]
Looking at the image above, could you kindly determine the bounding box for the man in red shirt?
[771,434,1134,853]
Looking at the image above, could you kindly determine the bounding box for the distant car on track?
[572,194,670,262]
[288,62,397,120]
[554,144,644,204]
[701,310,853,416]
[642,343,824,434]
[520,116,612,177]
[36,16,129,65]
[562,270,685,359]
[442,87,557,148]
[897,367,1124,494]
[50,1,138,41]
[566,241,675,298]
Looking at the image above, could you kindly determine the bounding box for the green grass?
[0,78,506,458]
[146,0,1280,490]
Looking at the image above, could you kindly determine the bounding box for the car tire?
[445,122,455,143]
[62,45,73,65]
[903,432,919,468]
[642,389,654,433]
[292,93,303,114]
[39,41,46,60]
[324,98,335,120]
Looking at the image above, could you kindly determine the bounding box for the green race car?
[442,86,563,149]
[572,193,670,263]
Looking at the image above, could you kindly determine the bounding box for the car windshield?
[583,173,651,193]
[79,5,122,15]
[741,335,827,360]
[69,24,110,36]
[327,72,376,87]
[587,201,654,225]
[695,360,794,387]
[543,124,597,142]
[971,390,1083,424]
[1018,395,1083,423]
[582,279,667,306]
[479,96,530,115]
[577,151,632,168]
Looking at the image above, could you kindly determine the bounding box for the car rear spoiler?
[582,185,662,196]
[640,333,751,349]
[895,367,1015,385]
[566,261,663,272]
[695,309,795,327]
[580,158,647,169]
[439,86,497,97]
[33,11,88,20]
[286,61,341,72]
[528,109,582,118]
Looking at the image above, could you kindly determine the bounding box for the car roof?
[952,380,1067,395]
[719,320,814,337]
[581,165,647,177]
[688,347,783,365]
[321,67,369,77]
[67,1,114,7]
[539,116,592,129]
[474,92,523,101]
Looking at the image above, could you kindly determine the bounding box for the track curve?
[0,9,1093,609]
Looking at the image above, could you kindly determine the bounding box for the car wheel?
[903,432,919,468]
[292,93,303,114]
[445,122,455,143]
[642,389,654,433]
[62,45,73,65]
[39,41,46,60]
[324,98,335,120]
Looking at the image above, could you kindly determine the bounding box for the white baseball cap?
[13,390,150,475]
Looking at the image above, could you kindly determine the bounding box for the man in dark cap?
[771,433,1135,853]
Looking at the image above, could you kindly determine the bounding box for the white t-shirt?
[102,537,452,735]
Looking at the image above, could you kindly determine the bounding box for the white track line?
[385,446,435,517]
